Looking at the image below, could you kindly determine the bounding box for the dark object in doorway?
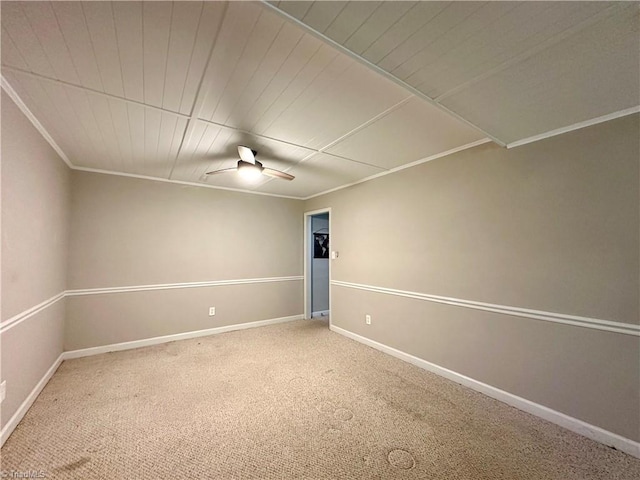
[314,233,329,258]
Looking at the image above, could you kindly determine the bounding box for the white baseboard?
[311,310,330,318]
[63,314,303,360]
[1,353,64,447]
[330,325,640,459]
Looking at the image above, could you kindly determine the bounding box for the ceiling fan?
[205,146,294,181]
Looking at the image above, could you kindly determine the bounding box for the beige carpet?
[2,319,639,479]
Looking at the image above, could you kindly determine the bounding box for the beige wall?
[305,114,640,441]
[1,91,70,429]
[65,281,301,351]
[66,171,304,348]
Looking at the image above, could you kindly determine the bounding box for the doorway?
[304,208,331,323]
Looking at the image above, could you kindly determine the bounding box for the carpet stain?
[324,426,342,437]
[316,401,336,414]
[388,449,415,470]
[287,376,305,389]
[54,457,90,472]
[334,408,353,421]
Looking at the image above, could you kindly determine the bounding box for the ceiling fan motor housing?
[237,159,263,172]
[205,146,293,180]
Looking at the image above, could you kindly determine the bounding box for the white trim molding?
[0,292,66,334]
[63,314,303,360]
[330,325,640,459]
[332,280,640,337]
[303,139,491,200]
[66,276,303,296]
[507,106,640,149]
[1,277,303,333]
[0,76,73,168]
[304,208,332,326]
[73,167,302,200]
[0,353,64,447]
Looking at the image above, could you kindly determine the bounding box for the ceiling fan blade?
[262,168,294,181]
[237,145,256,164]
[205,167,237,176]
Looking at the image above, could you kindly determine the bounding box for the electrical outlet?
[1,381,6,403]
[365,314,371,325]
[209,307,216,316]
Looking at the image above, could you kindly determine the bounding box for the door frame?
[304,207,332,325]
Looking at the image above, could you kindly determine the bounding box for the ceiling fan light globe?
[238,163,262,182]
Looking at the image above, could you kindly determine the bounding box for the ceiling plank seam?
[260,0,506,147]
[194,116,392,171]
[257,94,413,189]
[433,3,626,103]
[301,138,493,201]
[2,66,190,119]
[167,2,230,180]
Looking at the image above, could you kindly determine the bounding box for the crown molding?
[303,138,491,200]
[507,106,640,149]
[1,75,73,168]
[72,167,304,200]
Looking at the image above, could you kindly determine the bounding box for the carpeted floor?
[2,319,639,479]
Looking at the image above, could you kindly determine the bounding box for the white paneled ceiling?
[2,1,638,199]
[270,1,640,147]
[324,96,483,170]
